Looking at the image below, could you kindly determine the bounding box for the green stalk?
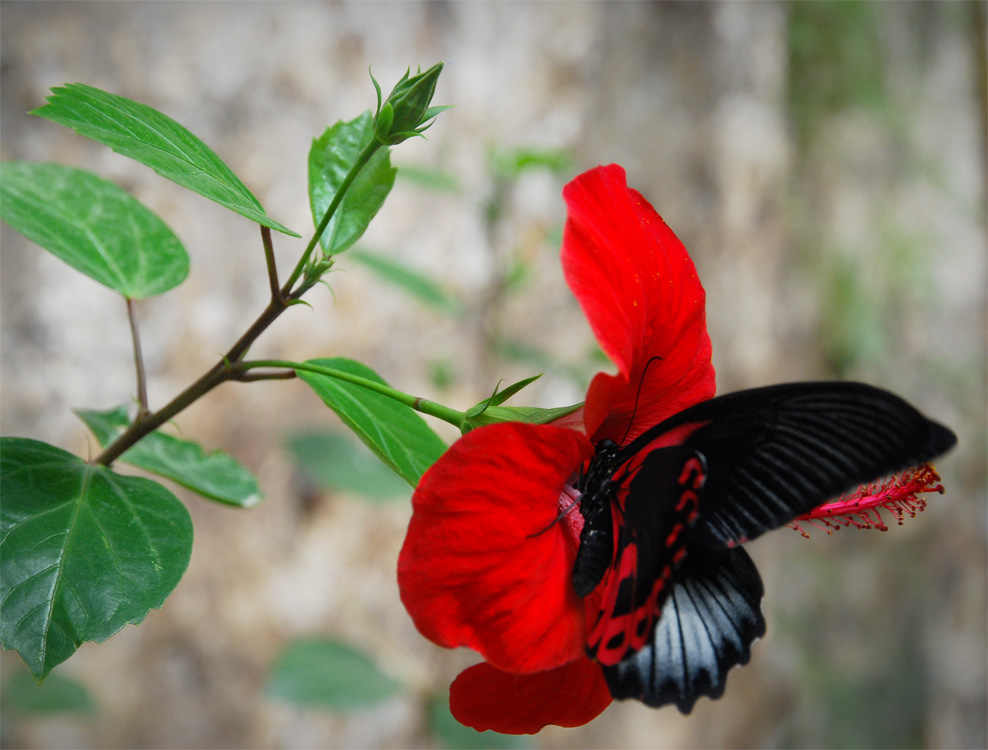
[237,359,465,428]
[94,141,386,467]
[280,138,383,296]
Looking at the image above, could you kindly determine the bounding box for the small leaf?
[421,104,454,123]
[429,358,456,390]
[348,249,460,313]
[503,255,534,293]
[466,374,544,420]
[285,430,409,501]
[296,358,446,487]
[462,403,582,434]
[2,671,96,715]
[0,162,188,298]
[491,374,543,405]
[309,112,396,255]
[32,84,296,236]
[0,438,193,680]
[396,164,461,193]
[266,638,400,710]
[74,406,261,508]
[488,147,572,179]
[426,696,530,749]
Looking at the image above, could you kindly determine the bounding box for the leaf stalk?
[281,138,382,297]
[126,297,150,418]
[237,359,465,428]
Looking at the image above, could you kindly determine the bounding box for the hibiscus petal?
[398,422,594,673]
[449,658,612,734]
[562,164,716,442]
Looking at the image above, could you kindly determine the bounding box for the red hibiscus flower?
[398,164,715,733]
[397,165,955,734]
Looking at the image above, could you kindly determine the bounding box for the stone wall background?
[1,2,985,748]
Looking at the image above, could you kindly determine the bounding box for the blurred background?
[1,1,984,748]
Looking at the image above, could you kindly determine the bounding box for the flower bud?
[373,102,395,144]
[372,62,447,145]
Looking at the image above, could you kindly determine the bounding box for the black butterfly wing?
[623,381,957,549]
[584,445,707,665]
[602,546,765,713]
[583,381,953,680]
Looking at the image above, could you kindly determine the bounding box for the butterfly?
[571,381,956,713]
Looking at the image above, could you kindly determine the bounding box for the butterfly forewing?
[645,382,959,548]
[585,445,707,665]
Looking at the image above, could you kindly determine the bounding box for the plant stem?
[260,225,281,301]
[280,138,383,296]
[234,369,297,382]
[93,138,393,467]
[237,359,466,428]
[95,295,291,467]
[126,297,150,418]
[223,295,287,365]
[94,360,229,466]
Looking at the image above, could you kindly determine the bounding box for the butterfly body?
[571,381,956,712]
[572,439,621,598]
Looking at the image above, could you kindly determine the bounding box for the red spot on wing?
[584,447,709,667]
[678,456,706,489]
[587,539,638,665]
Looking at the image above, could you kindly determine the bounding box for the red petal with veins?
[449,657,612,734]
[398,422,593,674]
[562,164,716,442]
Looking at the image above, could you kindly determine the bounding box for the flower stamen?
[789,463,945,537]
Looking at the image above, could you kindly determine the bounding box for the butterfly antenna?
[618,355,663,446]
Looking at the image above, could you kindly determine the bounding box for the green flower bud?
[373,102,395,144]
[372,62,447,146]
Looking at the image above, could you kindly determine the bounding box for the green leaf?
[0,438,193,680]
[266,637,400,710]
[396,164,461,193]
[488,146,572,179]
[426,695,530,749]
[2,670,96,714]
[74,406,261,508]
[348,248,460,313]
[491,404,582,424]
[462,403,582,434]
[296,358,446,487]
[492,374,543,405]
[465,374,544,420]
[309,112,397,255]
[284,431,409,501]
[428,358,456,390]
[32,84,297,237]
[0,162,188,298]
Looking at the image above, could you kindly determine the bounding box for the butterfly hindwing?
[602,546,766,713]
